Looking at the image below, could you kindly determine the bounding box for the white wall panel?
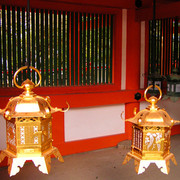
[0,115,6,150]
[65,104,125,142]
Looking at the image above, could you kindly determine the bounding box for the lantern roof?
[0,66,69,120]
[126,85,176,127]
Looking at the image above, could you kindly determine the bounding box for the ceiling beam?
[0,0,135,9]
[136,1,180,21]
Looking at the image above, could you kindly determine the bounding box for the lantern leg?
[44,155,51,173]
[158,153,177,174]
[122,153,132,165]
[32,147,64,174]
[138,160,168,174]
[0,150,7,163]
[0,151,16,176]
[8,156,49,176]
[134,159,142,174]
[10,156,55,176]
[7,156,13,176]
[157,160,169,174]
[42,146,64,163]
[0,147,64,176]
[32,157,51,174]
[123,153,149,174]
[137,153,177,175]
[9,157,26,176]
[168,153,177,166]
[37,146,64,174]
[0,150,23,177]
[52,147,64,162]
[123,152,142,173]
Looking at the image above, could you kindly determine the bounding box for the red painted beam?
[0,87,144,109]
[0,0,123,14]
[0,0,135,10]
[136,2,180,21]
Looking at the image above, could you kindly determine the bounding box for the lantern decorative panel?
[123,85,178,174]
[0,66,69,176]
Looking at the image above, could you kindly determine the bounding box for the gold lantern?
[123,85,178,174]
[0,66,69,176]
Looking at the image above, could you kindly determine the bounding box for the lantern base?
[123,152,177,174]
[0,146,64,176]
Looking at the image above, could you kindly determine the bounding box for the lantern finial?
[144,85,162,110]
[14,66,41,89]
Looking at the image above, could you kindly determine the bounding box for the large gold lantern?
[0,66,69,176]
[123,85,177,174]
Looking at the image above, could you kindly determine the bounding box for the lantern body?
[167,81,180,97]
[6,117,52,157]
[0,66,69,176]
[131,125,171,161]
[165,67,180,100]
[123,85,177,174]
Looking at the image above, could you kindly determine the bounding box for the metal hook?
[120,111,125,121]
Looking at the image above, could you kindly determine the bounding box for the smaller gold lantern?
[123,85,178,174]
[0,66,69,176]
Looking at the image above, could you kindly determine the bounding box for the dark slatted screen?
[149,18,180,76]
[0,5,114,87]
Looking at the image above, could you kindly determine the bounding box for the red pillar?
[125,9,141,139]
[126,9,141,90]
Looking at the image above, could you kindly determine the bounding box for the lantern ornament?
[0,66,69,176]
[123,85,178,174]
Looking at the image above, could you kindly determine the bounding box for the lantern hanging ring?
[144,85,162,103]
[13,66,42,89]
